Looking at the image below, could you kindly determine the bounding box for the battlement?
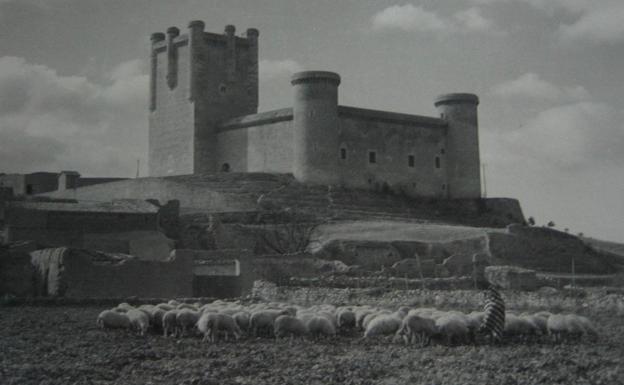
[148,20,482,199]
[148,21,259,177]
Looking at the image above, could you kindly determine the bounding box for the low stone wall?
[0,248,35,296]
[30,248,193,298]
[251,280,624,314]
[485,265,540,290]
[286,276,474,290]
[83,231,174,261]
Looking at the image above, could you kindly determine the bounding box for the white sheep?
[362,310,391,331]
[336,308,356,332]
[520,314,547,336]
[575,315,598,340]
[114,302,134,313]
[504,314,536,340]
[199,313,242,342]
[274,315,307,341]
[197,312,218,342]
[232,311,251,333]
[96,310,131,330]
[317,311,338,329]
[249,310,289,338]
[355,309,376,330]
[138,304,155,314]
[176,309,200,337]
[546,314,569,342]
[306,316,336,339]
[364,314,402,339]
[162,309,179,338]
[434,314,470,346]
[395,314,436,346]
[563,314,597,341]
[156,303,174,312]
[126,309,150,336]
[176,303,198,311]
[149,307,166,333]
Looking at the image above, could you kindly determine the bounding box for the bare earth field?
[1,306,623,385]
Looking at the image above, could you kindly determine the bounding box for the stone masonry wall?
[149,43,194,176]
[336,112,447,197]
[30,248,193,298]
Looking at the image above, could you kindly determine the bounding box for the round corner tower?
[291,71,341,185]
[434,93,481,199]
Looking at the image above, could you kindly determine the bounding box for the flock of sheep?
[96,299,598,346]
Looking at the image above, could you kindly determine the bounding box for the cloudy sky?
[0,0,622,241]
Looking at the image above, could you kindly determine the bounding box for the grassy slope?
[313,220,502,250]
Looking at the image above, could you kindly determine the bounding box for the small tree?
[547,221,556,228]
[527,216,535,226]
[249,208,325,255]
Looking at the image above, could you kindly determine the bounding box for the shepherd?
[479,284,506,343]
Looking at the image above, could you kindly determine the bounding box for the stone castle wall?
[149,40,194,176]
[147,22,482,199]
[335,107,448,197]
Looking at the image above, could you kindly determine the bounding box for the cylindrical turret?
[149,32,165,111]
[166,27,180,89]
[291,71,341,185]
[188,20,205,101]
[434,93,481,199]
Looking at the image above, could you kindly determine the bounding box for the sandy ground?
[1,305,623,385]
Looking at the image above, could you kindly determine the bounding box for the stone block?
[484,265,540,291]
[391,258,435,278]
[0,248,35,296]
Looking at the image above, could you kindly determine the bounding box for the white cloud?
[491,73,590,102]
[559,4,624,44]
[372,4,498,35]
[259,59,303,81]
[496,101,623,169]
[454,7,493,32]
[465,0,624,43]
[0,56,148,176]
[372,4,449,32]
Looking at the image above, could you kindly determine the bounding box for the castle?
[149,21,481,199]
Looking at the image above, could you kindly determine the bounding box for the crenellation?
[148,20,481,199]
[166,27,180,90]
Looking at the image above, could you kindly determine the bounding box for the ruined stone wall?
[30,248,193,298]
[43,178,257,212]
[5,207,159,247]
[0,248,34,296]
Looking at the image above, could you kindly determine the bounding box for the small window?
[408,155,415,168]
[340,148,347,160]
[26,184,33,195]
[435,156,441,169]
[219,84,227,95]
[368,151,376,164]
[442,184,446,190]
[220,163,230,172]
[440,148,445,154]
